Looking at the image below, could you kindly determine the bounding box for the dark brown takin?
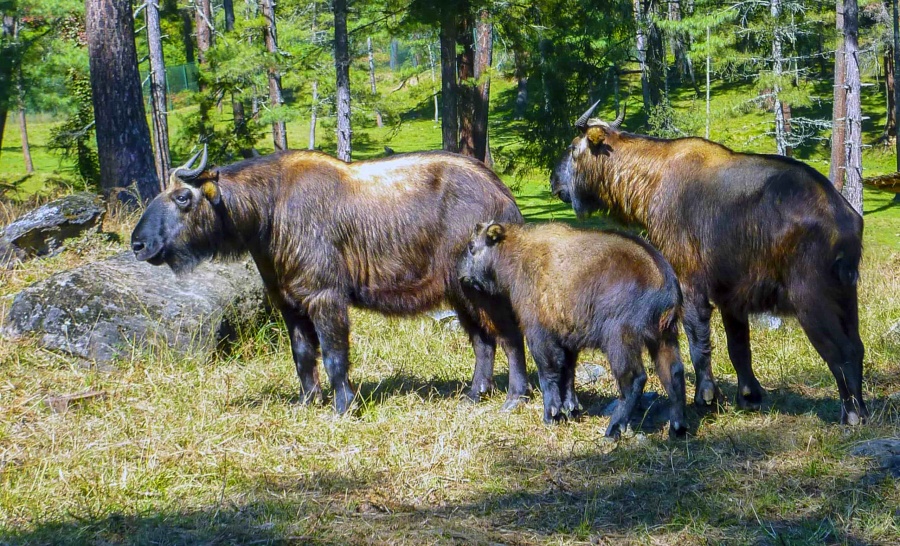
[131,147,528,414]
[551,100,866,425]
[458,222,688,439]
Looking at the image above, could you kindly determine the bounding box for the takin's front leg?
[682,288,724,408]
[308,291,356,415]
[282,306,322,405]
[720,309,765,411]
[527,329,567,424]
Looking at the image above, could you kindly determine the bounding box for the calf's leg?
[527,328,567,424]
[560,348,580,415]
[648,330,688,438]
[720,309,765,411]
[606,341,647,439]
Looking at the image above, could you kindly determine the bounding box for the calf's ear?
[485,223,506,246]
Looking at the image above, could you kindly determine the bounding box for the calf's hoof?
[694,380,723,408]
[300,386,323,406]
[464,379,496,404]
[841,408,867,426]
[668,421,689,440]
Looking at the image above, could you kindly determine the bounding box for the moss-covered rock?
[2,252,267,363]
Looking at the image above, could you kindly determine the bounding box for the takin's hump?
[0,192,105,267]
[2,252,267,363]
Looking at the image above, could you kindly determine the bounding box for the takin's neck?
[215,171,278,254]
[581,133,671,226]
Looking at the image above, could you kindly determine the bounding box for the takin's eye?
[172,189,193,210]
[467,241,476,254]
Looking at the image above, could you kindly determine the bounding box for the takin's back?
[264,151,523,314]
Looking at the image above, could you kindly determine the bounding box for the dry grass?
[1,203,899,545]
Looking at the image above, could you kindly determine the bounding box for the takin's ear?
[485,223,506,246]
[195,170,221,205]
[585,126,606,146]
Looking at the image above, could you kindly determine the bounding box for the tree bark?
[884,46,896,140]
[223,0,251,157]
[390,38,398,71]
[706,25,711,139]
[633,0,651,111]
[309,79,318,150]
[646,4,665,106]
[368,36,383,128]
[0,13,15,158]
[147,0,170,189]
[16,69,33,174]
[439,12,459,153]
[457,6,476,157]
[261,0,287,151]
[771,0,788,156]
[333,0,351,161]
[428,38,439,123]
[830,0,847,188]
[842,0,863,213]
[473,8,492,164]
[85,0,160,201]
[513,49,528,120]
[194,0,212,67]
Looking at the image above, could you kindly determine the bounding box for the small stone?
[576,363,609,384]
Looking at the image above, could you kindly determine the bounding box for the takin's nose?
[131,241,146,254]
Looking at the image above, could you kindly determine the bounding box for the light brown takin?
[131,147,528,414]
[550,100,866,425]
[457,222,688,438]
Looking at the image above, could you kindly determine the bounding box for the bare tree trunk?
[706,25,711,139]
[368,36,383,128]
[513,48,528,120]
[830,0,847,187]
[668,0,696,90]
[85,0,160,200]
[646,5,665,106]
[473,8,492,164]
[0,14,16,158]
[194,0,212,75]
[147,0,170,188]
[771,0,787,156]
[883,47,896,140]
[309,80,318,149]
[16,73,33,174]
[893,0,900,202]
[439,13,459,152]
[457,7,476,157]
[428,38,439,123]
[390,39,399,71]
[633,0,651,111]
[262,0,287,151]
[334,0,351,161]
[843,0,863,213]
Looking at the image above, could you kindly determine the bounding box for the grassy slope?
[1,76,899,545]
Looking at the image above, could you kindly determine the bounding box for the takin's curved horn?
[609,103,627,129]
[173,144,208,181]
[574,99,603,131]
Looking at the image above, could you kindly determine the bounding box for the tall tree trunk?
[368,36,383,128]
[390,38,399,71]
[893,0,900,202]
[473,9,492,164]
[147,0,170,189]
[457,6,477,157]
[194,0,212,80]
[513,48,528,120]
[85,0,160,201]
[646,5,665,106]
[884,46,896,140]
[830,0,847,187]
[262,0,287,151]
[309,79,318,149]
[843,0,863,213]
[333,0,351,161]
[668,0,696,90]
[0,13,15,158]
[223,0,251,157]
[428,38,439,123]
[633,0,651,111]
[705,25,711,139]
[439,13,459,152]
[771,0,787,156]
[17,78,33,174]
[179,8,195,64]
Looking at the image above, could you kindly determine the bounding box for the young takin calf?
[130,148,528,414]
[458,222,688,439]
[551,101,866,425]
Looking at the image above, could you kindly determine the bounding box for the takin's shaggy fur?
[551,106,866,425]
[131,149,528,414]
[458,222,688,438]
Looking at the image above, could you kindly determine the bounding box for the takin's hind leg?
[527,328,567,424]
[282,307,322,405]
[605,342,648,439]
[792,287,868,425]
[560,348,581,416]
[720,309,765,411]
[647,331,688,438]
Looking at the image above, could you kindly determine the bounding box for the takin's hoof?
[464,379,496,404]
[841,408,868,426]
[299,386,323,406]
[735,385,765,412]
[668,421,689,440]
[332,386,357,416]
[694,381,724,408]
[542,404,568,425]
[605,421,627,440]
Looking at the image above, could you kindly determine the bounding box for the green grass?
[2,76,900,544]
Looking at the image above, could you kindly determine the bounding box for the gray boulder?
[850,438,900,478]
[3,252,267,363]
[0,192,105,268]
